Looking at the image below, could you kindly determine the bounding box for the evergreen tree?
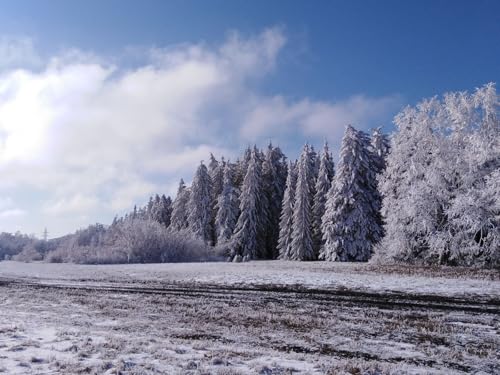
[214,162,240,245]
[321,126,381,261]
[170,179,191,231]
[159,195,172,228]
[369,127,390,239]
[261,143,287,258]
[312,141,334,255]
[187,162,214,244]
[277,160,297,259]
[231,149,263,260]
[370,127,390,173]
[208,153,225,202]
[290,145,315,261]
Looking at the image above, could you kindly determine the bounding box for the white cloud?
[0,208,25,219]
[0,36,41,71]
[0,27,402,236]
[241,94,401,142]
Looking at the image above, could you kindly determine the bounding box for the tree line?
[4,83,498,267]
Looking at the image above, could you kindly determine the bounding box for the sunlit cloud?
[0,27,402,236]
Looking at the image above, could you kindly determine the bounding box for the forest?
[3,83,499,268]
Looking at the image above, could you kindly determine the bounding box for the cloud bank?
[0,28,402,236]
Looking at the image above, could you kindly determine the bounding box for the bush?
[43,219,216,264]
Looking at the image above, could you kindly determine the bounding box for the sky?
[0,0,498,237]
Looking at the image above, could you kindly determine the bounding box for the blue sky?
[0,0,498,236]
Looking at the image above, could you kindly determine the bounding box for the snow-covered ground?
[0,261,498,374]
[0,260,498,298]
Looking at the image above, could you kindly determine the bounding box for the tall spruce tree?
[159,195,172,228]
[277,160,297,259]
[187,162,214,244]
[312,141,334,255]
[290,145,315,261]
[170,179,191,231]
[214,162,240,245]
[321,126,381,261]
[262,143,287,258]
[231,149,263,259]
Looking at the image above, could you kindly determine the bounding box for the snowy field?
[0,261,499,374]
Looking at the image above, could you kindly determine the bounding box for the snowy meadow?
[0,261,499,374]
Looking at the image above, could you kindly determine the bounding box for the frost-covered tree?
[312,142,334,255]
[158,195,172,228]
[277,160,297,260]
[290,145,315,261]
[234,146,252,189]
[261,143,287,258]
[231,149,263,260]
[187,162,214,244]
[321,126,381,261]
[170,179,191,232]
[376,83,499,267]
[374,101,441,263]
[369,128,390,238]
[370,127,390,173]
[308,145,319,198]
[214,162,240,245]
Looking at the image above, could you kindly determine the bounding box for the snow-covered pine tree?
[308,145,319,199]
[321,125,381,261]
[187,162,214,244]
[369,127,390,239]
[208,153,225,203]
[234,146,252,189]
[159,195,172,228]
[312,141,334,255]
[262,143,287,258]
[214,162,240,245]
[170,179,191,231]
[231,149,263,260]
[370,127,390,173]
[277,160,297,259]
[290,145,315,261]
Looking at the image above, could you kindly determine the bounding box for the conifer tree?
[159,195,172,228]
[214,162,240,245]
[290,145,315,261]
[278,160,297,259]
[187,162,213,244]
[312,142,334,255]
[321,126,381,261]
[170,179,191,231]
[231,149,263,260]
[262,143,287,258]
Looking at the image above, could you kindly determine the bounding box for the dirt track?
[1,276,499,315]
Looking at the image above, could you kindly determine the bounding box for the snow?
[0,260,498,298]
[0,260,498,374]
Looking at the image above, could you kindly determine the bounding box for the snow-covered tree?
[370,127,390,173]
[312,141,334,255]
[170,179,191,232]
[321,126,381,261]
[277,160,297,259]
[187,162,213,244]
[214,162,240,245]
[369,128,390,238]
[208,153,224,204]
[261,143,287,258]
[376,83,499,267]
[159,195,172,228]
[231,149,263,260]
[290,145,315,261]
